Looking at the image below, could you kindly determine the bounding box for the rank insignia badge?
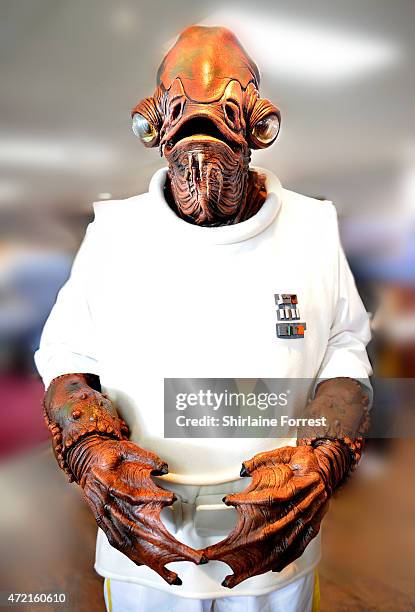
[274,294,307,338]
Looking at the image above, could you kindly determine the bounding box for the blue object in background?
[0,250,72,359]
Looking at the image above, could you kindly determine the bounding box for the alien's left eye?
[252,114,280,145]
[132,113,157,144]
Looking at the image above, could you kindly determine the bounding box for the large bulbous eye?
[132,113,157,144]
[252,114,280,145]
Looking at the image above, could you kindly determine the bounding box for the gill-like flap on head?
[156,25,260,102]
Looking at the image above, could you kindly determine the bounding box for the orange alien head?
[131,26,280,153]
[131,26,281,225]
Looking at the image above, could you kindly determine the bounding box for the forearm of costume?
[44,373,205,582]
[43,373,129,481]
[297,377,371,493]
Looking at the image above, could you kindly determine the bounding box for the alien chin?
[164,127,250,227]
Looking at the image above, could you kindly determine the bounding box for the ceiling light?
[0,137,115,171]
[201,11,400,82]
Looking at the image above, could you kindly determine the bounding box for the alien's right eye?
[132,113,158,144]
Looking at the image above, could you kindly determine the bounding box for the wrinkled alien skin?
[44,27,369,588]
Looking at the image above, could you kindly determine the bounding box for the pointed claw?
[160,567,182,586]
[199,554,208,565]
[240,463,250,477]
[152,463,169,476]
[221,575,234,588]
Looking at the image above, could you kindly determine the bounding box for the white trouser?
[103,570,317,612]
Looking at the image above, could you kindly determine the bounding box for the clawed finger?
[85,483,135,557]
[119,444,169,475]
[94,465,176,507]
[109,481,176,507]
[221,569,257,589]
[224,471,321,507]
[204,480,328,587]
[158,566,182,586]
[83,476,205,586]
[272,499,329,572]
[242,447,295,474]
[109,500,206,566]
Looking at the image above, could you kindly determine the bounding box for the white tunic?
[35,167,371,598]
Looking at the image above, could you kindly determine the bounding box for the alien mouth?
[165,117,239,153]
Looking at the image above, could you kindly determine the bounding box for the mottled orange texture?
[157,26,260,102]
[201,377,370,588]
[132,26,280,225]
[44,373,205,584]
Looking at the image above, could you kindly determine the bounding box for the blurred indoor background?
[0,1,414,610]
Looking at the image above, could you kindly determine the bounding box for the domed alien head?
[132,26,281,226]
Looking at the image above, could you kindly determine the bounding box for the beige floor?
[0,440,414,611]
